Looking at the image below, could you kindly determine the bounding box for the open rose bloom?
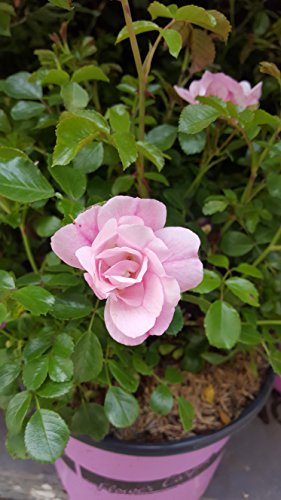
[174,70,262,109]
[51,196,203,346]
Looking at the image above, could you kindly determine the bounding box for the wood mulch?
[113,352,268,442]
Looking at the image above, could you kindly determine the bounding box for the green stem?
[88,300,100,332]
[120,0,148,197]
[257,320,281,326]
[0,196,12,214]
[19,209,39,274]
[253,226,281,266]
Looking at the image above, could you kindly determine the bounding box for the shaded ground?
[0,390,280,499]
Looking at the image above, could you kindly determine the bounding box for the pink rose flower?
[51,196,203,346]
[174,70,262,109]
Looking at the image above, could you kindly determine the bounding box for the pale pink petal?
[142,273,164,317]
[51,206,99,268]
[108,256,148,287]
[174,85,196,104]
[107,296,156,338]
[119,215,144,225]
[104,260,139,278]
[84,273,109,300]
[98,196,166,230]
[117,282,144,307]
[75,246,94,275]
[91,218,117,253]
[245,82,262,106]
[96,246,142,267]
[104,304,148,345]
[156,227,203,292]
[145,248,166,277]
[148,306,175,336]
[161,276,181,307]
[118,224,154,249]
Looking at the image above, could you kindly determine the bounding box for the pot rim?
[75,368,274,456]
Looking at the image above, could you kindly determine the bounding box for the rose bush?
[51,196,203,345]
[0,0,280,465]
[175,70,262,108]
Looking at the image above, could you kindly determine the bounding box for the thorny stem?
[257,320,281,326]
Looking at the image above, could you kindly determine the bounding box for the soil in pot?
[109,351,268,442]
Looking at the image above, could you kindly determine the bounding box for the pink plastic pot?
[273,375,281,393]
[56,370,273,500]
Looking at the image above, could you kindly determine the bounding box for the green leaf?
[234,263,262,279]
[48,0,72,10]
[146,124,177,151]
[166,306,184,336]
[71,402,109,441]
[109,105,131,133]
[42,69,70,86]
[207,254,229,269]
[190,29,215,74]
[12,286,55,316]
[6,430,29,460]
[35,216,61,237]
[192,269,221,294]
[203,199,228,216]
[10,101,45,121]
[109,361,138,393]
[164,366,184,384]
[43,273,81,288]
[148,2,174,19]
[178,397,195,432]
[132,354,153,376]
[61,82,89,110]
[162,29,182,58]
[73,331,103,383]
[0,11,12,37]
[179,105,220,135]
[6,392,32,434]
[0,303,7,323]
[221,231,254,257]
[225,277,259,307]
[150,385,173,416]
[49,334,74,383]
[104,387,139,428]
[267,173,281,199]
[4,72,42,100]
[207,10,231,42]
[116,21,160,44]
[23,329,53,362]
[175,6,216,28]
[52,115,104,166]
[37,380,73,399]
[137,141,164,171]
[73,142,104,174]
[51,291,92,320]
[0,362,20,392]
[0,147,54,202]
[204,300,241,349]
[268,348,281,375]
[240,324,260,346]
[178,131,206,155]
[201,351,231,365]
[25,409,69,463]
[50,165,86,199]
[0,109,11,133]
[112,132,137,170]
[144,172,169,186]
[23,357,49,391]
[111,175,134,195]
[72,65,109,83]
[0,270,15,292]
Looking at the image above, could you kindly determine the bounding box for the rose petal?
[107,296,156,338]
[50,205,99,268]
[104,304,148,345]
[98,196,166,231]
[148,306,175,337]
[118,224,154,249]
[117,282,144,307]
[156,227,203,292]
[142,273,164,317]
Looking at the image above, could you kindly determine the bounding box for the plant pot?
[273,375,281,393]
[56,369,273,500]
